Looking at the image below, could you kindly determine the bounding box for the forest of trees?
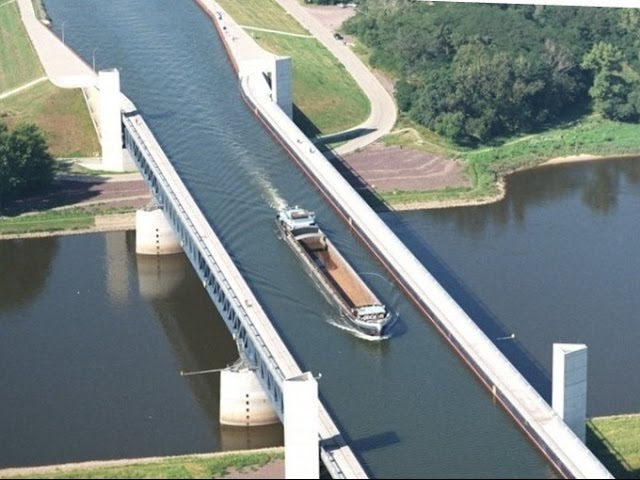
[344,1,640,145]
[0,123,56,208]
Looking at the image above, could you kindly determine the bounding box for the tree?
[0,123,56,208]
[581,43,640,121]
[581,42,624,72]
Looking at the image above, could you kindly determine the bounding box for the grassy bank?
[1,449,284,479]
[0,206,132,235]
[588,414,640,479]
[251,32,369,135]
[216,0,369,136]
[216,0,307,35]
[0,81,100,157]
[0,0,99,158]
[379,114,640,208]
[0,1,44,92]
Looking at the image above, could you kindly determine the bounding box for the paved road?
[16,0,96,88]
[270,0,397,155]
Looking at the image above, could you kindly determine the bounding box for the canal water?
[4,0,636,476]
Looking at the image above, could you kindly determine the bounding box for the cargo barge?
[277,206,393,338]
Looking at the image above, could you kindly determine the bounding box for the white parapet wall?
[284,372,319,480]
[135,207,182,256]
[552,343,588,443]
[99,69,125,171]
[219,363,279,427]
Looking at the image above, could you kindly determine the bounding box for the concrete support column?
[284,372,319,480]
[272,56,292,119]
[552,343,588,442]
[219,362,279,427]
[135,206,182,255]
[98,69,124,171]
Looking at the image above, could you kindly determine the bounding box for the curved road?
[271,0,397,156]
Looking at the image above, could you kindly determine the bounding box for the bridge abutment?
[135,205,182,256]
[220,360,279,427]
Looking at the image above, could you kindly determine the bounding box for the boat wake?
[326,316,392,342]
[252,170,287,211]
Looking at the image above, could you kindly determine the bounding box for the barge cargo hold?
[277,206,393,338]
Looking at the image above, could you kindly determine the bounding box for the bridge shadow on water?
[319,137,553,403]
[382,209,552,403]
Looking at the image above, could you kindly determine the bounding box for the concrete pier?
[98,69,125,171]
[220,362,279,427]
[135,206,182,255]
[553,344,588,443]
[284,373,319,480]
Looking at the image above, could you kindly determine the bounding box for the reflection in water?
[105,232,132,306]
[0,237,58,312]
[134,247,284,447]
[220,424,284,451]
[136,252,187,300]
[424,158,640,238]
[0,233,282,469]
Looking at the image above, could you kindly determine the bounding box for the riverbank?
[381,152,640,211]
[0,447,284,479]
[0,172,149,239]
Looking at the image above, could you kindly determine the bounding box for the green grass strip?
[5,450,283,479]
[587,414,640,479]
[0,209,94,234]
[216,0,308,35]
[0,2,44,92]
[252,32,369,135]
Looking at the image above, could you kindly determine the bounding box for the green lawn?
[0,208,95,234]
[4,450,283,479]
[0,1,44,92]
[216,0,308,34]
[252,32,369,135]
[0,81,100,157]
[588,414,640,479]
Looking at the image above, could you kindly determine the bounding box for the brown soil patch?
[344,142,470,192]
[2,175,150,216]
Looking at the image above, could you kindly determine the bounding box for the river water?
[3,0,637,477]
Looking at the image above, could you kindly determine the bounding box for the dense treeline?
[345,1,640,144]
[0,123,56,208]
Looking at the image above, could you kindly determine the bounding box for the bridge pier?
[220,359,279,427]
[284,372,319,480]
[98,69,126,171]
[272,56,292,119]
[135,205,182,255]
[552,343,588,443]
